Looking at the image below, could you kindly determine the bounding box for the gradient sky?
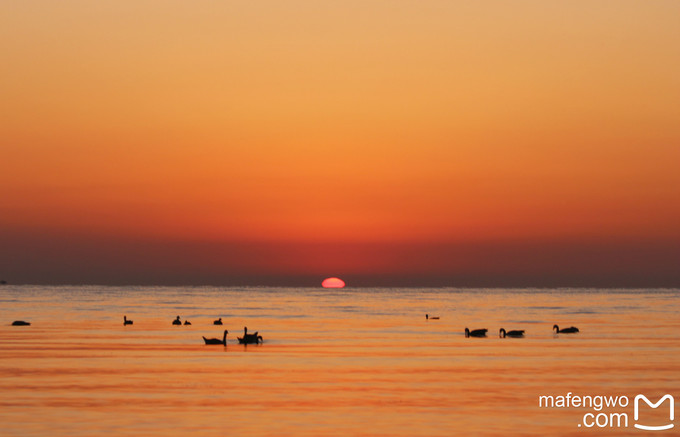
[1,1,679,286]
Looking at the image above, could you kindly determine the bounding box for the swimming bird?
[426,314,440,320]
[553,324,579,334]
[11,320,31,326]
[213,318,223,325]
[499,328,524,338]
[123,316,133,326]
[203,330,228,345]
[465,328,487,338]
[238,326,263,344]
[184,320,191,326]
[172,316,182,325]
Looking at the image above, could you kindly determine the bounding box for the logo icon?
[634,394,674,431]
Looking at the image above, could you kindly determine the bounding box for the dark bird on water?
[499,328,524,338]
[172,316,182,325]
[123,316,133,326]
[238,326,263,344]
[213,318,223,325]
[426,314,440,320]
[11,320,31,326]
[465,328,488,338]
[203,330,228,345]
[184,320,191,325]
[553,324,579,334]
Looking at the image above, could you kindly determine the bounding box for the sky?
[1,1,679,286]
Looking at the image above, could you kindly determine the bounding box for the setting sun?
[322,277,346,288]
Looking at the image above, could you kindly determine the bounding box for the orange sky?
[1,2,679,285]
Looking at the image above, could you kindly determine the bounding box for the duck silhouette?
[184,320,191,326]
[123,316,133,326]
[553,324,579,334]
[464,328,487,338]
[499,328,524,338]
[213,318,223,325]
[426,314,440,320]
[172,316,182,326]
[203,330,228,345]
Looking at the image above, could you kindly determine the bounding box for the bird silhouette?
[499,328,524,338]
[553,324,579,334]
[203,330,228,345]
[238,326,263,344]
[465,328,488,338]
[11,320,31,326]
[123,316,133,326]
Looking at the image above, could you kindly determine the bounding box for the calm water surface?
[1,286,678,436]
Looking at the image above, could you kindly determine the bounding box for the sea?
[1,286,678,436]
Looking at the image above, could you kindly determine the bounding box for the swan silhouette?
[238,326,263,344]
[426,314,440,320]
[553,324,579,334]
[213,318,223,325]
[11,320,31,326]
[123,316,133,326]
[172,316,182,325]
[499,328,524,338]
[465,328,487,338]
[203,330,228,345]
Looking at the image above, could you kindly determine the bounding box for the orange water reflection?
[1,286,678,436]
